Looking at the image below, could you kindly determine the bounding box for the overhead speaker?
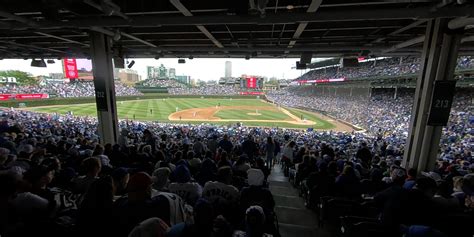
[178,58,186,64]
[31,59,47,67]
[296,61,307,70]
[114,57,125,68]
[339,58,359,68]
[300,52,313,64]
[127,60,135,69]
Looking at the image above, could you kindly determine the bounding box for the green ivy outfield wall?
[134,86,169,93]
[0,94,261,108]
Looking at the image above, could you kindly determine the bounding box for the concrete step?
[275,206,318,227]
[273,195,306,209]
[269,180,292,188]
[270,185,299,197]
[278,223,328,237]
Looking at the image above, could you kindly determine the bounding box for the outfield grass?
[26,98,335,129]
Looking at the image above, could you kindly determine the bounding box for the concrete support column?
[394,87,398,99]
[350,87,353,97]
[89,31,119,145]
[334,87,337,96]
[403,19,463,172]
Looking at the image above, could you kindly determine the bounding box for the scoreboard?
[241,76,263,89]
[247,77,257,88]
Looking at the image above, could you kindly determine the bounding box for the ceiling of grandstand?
[0,0,473,59]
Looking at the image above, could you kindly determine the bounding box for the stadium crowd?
[0,81,142,98]
[266,87,472,156]
[0,95,473,236]
[168,85,239,95]
[141,78,187,88]
[0,54,473,237]
[298,56,473,81]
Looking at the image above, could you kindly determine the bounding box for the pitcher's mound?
[247,112,262,116]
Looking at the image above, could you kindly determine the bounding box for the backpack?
[154,192,187,226]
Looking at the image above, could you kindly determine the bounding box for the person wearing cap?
[7,144,34,172]
[152,167,171,191]
[240,169,275,235]
[233,155,251,176]
[92,144,112,169]
[241,169,274,211]
[168,165,202,206]
[398,177,439,227]
[374,167,407,228]
[113,172,166,236]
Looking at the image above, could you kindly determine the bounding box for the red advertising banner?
[0,94,11,100]
[15,94,49,100]
[246,77,257,88]
[63,58,78,79]
[240,91,264,95]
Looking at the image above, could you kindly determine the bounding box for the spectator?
[168,165,202,206]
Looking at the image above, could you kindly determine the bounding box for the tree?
[0,70,37,85]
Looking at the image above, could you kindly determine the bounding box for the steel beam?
[170,0,224,48]
[403,18,463,172]
[89,31,119,145]
[1,6,473,29]
[35,32,89,47]
[448,17,474,30]
[381,35,425,53]
[288,0,323,48]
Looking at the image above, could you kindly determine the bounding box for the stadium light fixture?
[113,30,121,41]
[31,59,47,67]
[47,59,55,64]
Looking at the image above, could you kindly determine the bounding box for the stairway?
[268,166,331,237]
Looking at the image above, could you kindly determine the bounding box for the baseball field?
[26,97,353,130]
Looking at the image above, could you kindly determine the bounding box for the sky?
[0,58,312,81]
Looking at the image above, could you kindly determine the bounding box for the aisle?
[268,166,330,237]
